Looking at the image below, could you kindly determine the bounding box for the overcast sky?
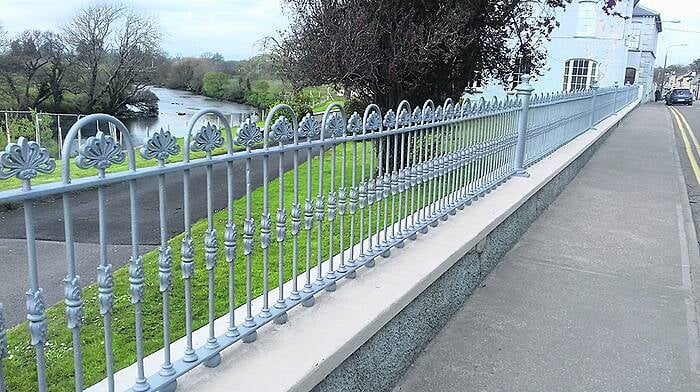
[640,0,700,66]
[0,0,289,60]
[0,0,698,66]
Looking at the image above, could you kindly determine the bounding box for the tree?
[691,58,700,74]
[0,30,55,109]
[166,57,213,93]
[274,0,620,110]
[63,3,160,114]
[202,71,231,98]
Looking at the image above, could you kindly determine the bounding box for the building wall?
[466,0,635,102]
[627,12,660,102]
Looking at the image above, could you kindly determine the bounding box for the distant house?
[466,0,660,101]
[673,72,700,98]
[626,4,662,102]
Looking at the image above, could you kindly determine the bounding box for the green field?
[0,123,264,193]
[1,119,512,390]
[2,142,390,391]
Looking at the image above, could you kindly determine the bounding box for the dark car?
[666,88,694,106]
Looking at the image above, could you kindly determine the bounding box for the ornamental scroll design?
[243,218,255,256]
[270,116,294,143]
[205,229,218,271]
[383,110,396,128]
[324,112,345,138]
[26,288,48,346]
[158,247,173,293]
[76,131,125,171]
[291,203,302,236]
[337,187,347,216]
[260,213,272,249]
[348,186,358,214]
[315,194,325,222]
[298,114,321,138]
[347,112,362,134]
[411,107,422,124]
[129,256,145,304]
[0,137,55,180]
[397,108,411,127]
[97,264,114,315]
[224,223,237,264]
[365,111,382,131]
[276,208,287,242]
[64,276,83,329]
[327,190,337,222]
[304,199,315,231]
[181,233,195,279]
[191,123,224,154]
[141,129,180,161]
[235,119,263,147]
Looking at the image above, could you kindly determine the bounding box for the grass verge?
[0,122,264,193]
[3,144,386,391]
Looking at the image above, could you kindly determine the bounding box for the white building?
[468,0,660,100]
[626,4,662,102]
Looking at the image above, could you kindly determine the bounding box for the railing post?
[589,81,599,128]
[613,81,619,114]
[513,74,534,177]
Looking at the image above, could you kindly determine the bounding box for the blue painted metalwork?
[0,83,639,392]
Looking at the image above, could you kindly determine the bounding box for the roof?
[633,4,662,32]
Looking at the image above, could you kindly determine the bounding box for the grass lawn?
[312,99,346,115]
[2,119,512,390]
[2,142,393,391]
[0,122,265,193]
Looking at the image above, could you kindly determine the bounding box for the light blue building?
[626,4,662,102]
[468,0,659,100]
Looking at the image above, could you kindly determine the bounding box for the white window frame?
[563,58,598,91]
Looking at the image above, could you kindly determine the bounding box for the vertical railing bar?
[302,116,315,306]
[96,170,114,392]
[260,124,272,318]
[315,125,326,285]
[128,175,148,391]
[23,183,48,392]
[338,124,351,276]
[62,188,84,391]
[225,157,240,337]
[242,119,259,337]
[382,121,390,252]
[290,121,302,301]
[326,133,337,285]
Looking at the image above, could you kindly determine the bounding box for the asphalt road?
[0,149,319,245]
[667,101,700,239]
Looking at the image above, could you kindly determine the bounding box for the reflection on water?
[123,87,259,141]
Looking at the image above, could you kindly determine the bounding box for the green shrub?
[0,111,59,157]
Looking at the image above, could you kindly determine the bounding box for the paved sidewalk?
[394,104,700,392]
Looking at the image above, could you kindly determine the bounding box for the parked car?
[665,88,694,106]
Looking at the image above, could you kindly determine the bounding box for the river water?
[123,87,258,140]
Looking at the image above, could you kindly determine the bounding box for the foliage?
[244,79,282,110]
[267,91,313,124]
[273,0,620,110]
[0,3,160,116]
[0,111,59,157]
